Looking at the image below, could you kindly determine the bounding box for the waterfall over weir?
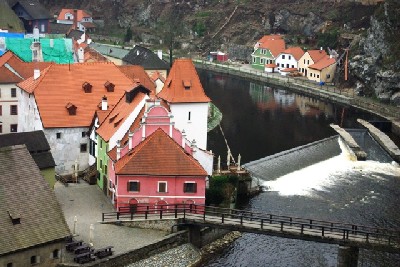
[243,136,342,182]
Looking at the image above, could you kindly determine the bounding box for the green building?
[251,35,286,71]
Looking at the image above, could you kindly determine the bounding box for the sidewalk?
[54,182,166,261]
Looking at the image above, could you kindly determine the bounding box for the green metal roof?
[5,38,74,63]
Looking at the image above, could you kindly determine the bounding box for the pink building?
[108,101,209,210]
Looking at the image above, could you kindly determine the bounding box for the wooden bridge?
[102,204,400,254]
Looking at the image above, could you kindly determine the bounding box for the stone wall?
[226,44,253,63]
[122,219,179,232]
[57,231,188,267]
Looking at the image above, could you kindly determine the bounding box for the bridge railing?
[102,204,400,248]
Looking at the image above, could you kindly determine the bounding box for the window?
[260,58,265,64]
[128,181,140,192]
[282,55,285,59]
[286,64,289,68]
[82,131,86,138]
[0,125,2,133]
[158,182,167,193]
[292,65,294,68]
[40,24,45,32]
[52,249,60,259]
[304,59,306,64]
[289,55,291,60]
[0,105,2,115]
[252,57,256,63]
[317,74,320,78]
[184,182,197,193]
[11,88,16,97]
[188,111,191,121]
[80,143,87,153]
[30,255,39,265]
[10,105,17,115]
[7,263,13,267]
[10,124,17,132]
[310,73,312,77]
[307,60,310,65]
[56,132,61,139]
[104,164,107,174]
[327,74,331,78]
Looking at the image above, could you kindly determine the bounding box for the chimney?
[191,139,197,152]
[73,9,78,30]
[157,50,163,60]
[34,69,40,80]
[181,130,186,148]
[116,140,121,160]
[78,47,84,63]
[128,131,133,150]
[101,96,108,110]
[330,55,333,59]
[320,47,323,51]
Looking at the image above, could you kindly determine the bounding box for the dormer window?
[183,80,191,90]
[104,81,115,92]
[109,113,118,123]
[66,103,77,115]
[114,118,123,127]
[8,211,21,225]
[82,82,92,93]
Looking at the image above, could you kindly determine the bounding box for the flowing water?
[199,70,400,267]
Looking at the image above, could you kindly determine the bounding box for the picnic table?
[74,252,95,264]
[94,246,114,259]
[74,244,92,254]
[66,240,83,252]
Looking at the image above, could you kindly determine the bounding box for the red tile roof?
[307,50,328,63]
[84,47,109,63]
[280,68,298,72]
[96,89,147,142]
[57,9,92,22]
[118,65,156,97]
[308,55,336,70]
[281,47,305,61]
[17,62,138,128]
[257,35,286,57]
[150,71,166,83]
[157,59,210,103]
[115,128,207,176]
[265,63,277,68]
[0,51,51,83]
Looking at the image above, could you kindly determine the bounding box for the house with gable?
[110,128,208,210]
[95,86,151,192]
[105,99,213,205]
[0,51,50,134]
[298,49,327,78]
[56,9,96,33]
[122,45,169,78]
[0,145,70,267]
[307,55,337,83]
[275,47,305,76]
[12,0,52,33]
[157,59,211,150]
[251,35,286,72]
[16,62,139,175]
[150,71,166,94]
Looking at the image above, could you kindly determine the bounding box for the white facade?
[193,148,213,176]
[169,102,209,150]
[18,89,43,132]
[89,117,99,166]
[44,127,90,175]
[0,84,20,134]
[275,53,298,73]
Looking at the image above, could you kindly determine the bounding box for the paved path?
[54,182,167,262]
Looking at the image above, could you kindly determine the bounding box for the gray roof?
[67,29,85,40]
[0,131,56,169]
[48,22,70,35]
[13,0,52,20]
[122,45,169,70]
[89,43,130,59]
[0,145,70,256]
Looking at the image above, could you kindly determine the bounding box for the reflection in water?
[199,70,400,267]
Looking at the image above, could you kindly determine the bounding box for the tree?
[124,27,132,43]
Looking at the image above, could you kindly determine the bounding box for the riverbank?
[193,60,400,131]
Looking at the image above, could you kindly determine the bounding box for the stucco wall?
[276,53,298,72]
[0,241,65,267]
[170,103,208,150]
[18,90,44,132]
[298,52,315,76]
[308,63,336,83]
[44,127,89,175]
[0,83,19,134]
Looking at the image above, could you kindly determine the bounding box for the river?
[199,69,400,267]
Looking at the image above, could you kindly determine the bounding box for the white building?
[157,59,211,150]
[275,47,305,75]
[17,62,143,175]
[56,9,95,32]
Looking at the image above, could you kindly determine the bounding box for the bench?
[66,240,83,252]
[74,244,92,254]
[74,252,95,264]
[94,246,114,259]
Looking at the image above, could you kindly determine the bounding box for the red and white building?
[56,9,96,32]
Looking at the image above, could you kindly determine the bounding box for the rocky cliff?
[33,0,399,102]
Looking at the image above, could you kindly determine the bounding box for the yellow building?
[298,50,327,78]
[308,55,337,83]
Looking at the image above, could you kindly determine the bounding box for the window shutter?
[137,182,140,191]
[194,183,197,193]
[127,181,130,191]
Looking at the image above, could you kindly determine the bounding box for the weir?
[243,136,341,181]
